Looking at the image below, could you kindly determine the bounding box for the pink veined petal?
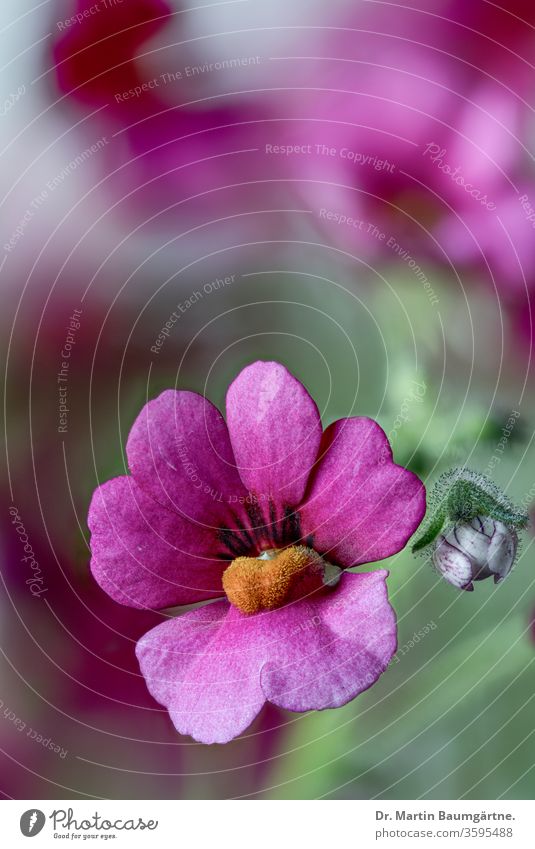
[136,571,396,743]
[260,570,396,712]
[136,600,266,744]
[126,390,248,527]
[433,536,474,590]
[299,418,426,567]
[88,477,229,610]
[226,361,322,514]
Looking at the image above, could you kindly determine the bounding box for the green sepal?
[446,477,528,528]
[412,508,447,552]
[412,468,529,554]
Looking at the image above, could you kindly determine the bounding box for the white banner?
[0,800,532,848]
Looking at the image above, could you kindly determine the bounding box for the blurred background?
[1,0,535,799]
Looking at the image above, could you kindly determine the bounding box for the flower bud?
[412,468,528,591]
[432,517,518,591]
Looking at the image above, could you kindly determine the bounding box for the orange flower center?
[222,545,341,615]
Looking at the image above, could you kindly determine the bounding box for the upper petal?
[299,418,426,567]
[88,476,229,610]
[126,390,248,527]
[226,362,322,513]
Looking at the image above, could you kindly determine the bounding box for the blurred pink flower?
[52,0,290,233]
[283,0,535,331]
[88,361,424,743]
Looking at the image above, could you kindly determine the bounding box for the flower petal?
[486,528,517,582]
[126,390,247,526]
[136,601,267,744]
[299,418,426,567]
[260,570,396,711]
[136,571,396,742]
[88,477,229,610]
[226,362,322,512]
[451,521,490,563]
[432,536,474,591]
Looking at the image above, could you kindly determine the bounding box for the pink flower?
[285,0,535,333]
[88,362,425,743]
[51,0,284,235]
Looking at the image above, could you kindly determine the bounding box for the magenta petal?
[260,571,396,711]
[88,477,229,609]
[226,362,322,510]
[136,571,395,743]
[300,418,426,567]
[126,390,247,526]
[136,601,267,744]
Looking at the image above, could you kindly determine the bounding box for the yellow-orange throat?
[222,545,341,615]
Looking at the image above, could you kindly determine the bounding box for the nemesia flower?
[88,361,425,743]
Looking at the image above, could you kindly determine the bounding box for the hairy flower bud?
[412,469,528,592]
[432,517,518,591]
